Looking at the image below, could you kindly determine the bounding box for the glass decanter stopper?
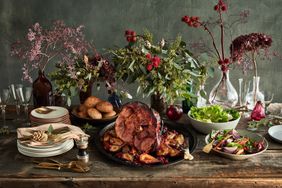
[245,76,264,110]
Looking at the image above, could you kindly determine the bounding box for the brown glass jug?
[32,70,53,107]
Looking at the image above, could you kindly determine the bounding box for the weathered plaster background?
[0,0,281,104]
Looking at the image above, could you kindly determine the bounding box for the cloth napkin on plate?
[17,123,89,147]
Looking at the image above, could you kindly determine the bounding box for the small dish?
[30,106,69,119]
[268,125,282,143]
[205,130,268,160]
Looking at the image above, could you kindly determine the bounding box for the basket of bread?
[72,96,119,124]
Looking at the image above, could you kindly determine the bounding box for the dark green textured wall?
[0,0,281,104]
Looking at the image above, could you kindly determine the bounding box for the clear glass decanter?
[209,70,238,107]
[245,76,265,110]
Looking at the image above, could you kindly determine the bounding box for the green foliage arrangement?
[49,54,115,100]
[110,29,207,104]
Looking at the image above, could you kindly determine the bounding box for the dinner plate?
[268,125,282,143]
[95,120,197,167]
[17,139,74,152]
[17,139,74,157]
[71,106,118,125]
[205,130,268,160]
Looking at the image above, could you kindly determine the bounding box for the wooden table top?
[0,107,282,188]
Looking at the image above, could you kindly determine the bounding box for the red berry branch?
[125,29,137,42]
[124,29,162,72]
[182,0,230,73]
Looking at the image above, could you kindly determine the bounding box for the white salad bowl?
[188,111,241,134]
[205,130,268,160]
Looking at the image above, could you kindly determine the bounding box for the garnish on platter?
[100,102,193,166]
[204,129,268,160]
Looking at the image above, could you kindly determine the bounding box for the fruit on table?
[166,105,183,121]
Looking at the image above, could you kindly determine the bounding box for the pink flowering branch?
[10,20,90,82]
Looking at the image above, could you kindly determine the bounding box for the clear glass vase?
[245,76,265,110]
[209,70,238,107]
[196,84,207,107]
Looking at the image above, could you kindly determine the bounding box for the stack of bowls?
[30,106,71,126]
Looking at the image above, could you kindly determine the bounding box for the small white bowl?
[187,111,241,134]
[205,130,268,160]
[268,125,282,143]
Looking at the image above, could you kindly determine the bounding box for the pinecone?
[32,130,48,142]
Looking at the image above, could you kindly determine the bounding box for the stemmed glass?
[9,84,23,122]
[16,87,32,126]
[0,89,10,128]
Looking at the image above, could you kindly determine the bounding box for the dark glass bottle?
[79,82,93,104]
[32,70,53,107]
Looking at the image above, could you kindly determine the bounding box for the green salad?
[189,105,240,123]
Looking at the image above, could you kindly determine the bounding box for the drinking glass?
[9,84,23,121]
[16,87,32,126]
[0,89,10,128]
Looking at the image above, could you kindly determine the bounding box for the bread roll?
[87,108,102,119]
[103,111,116,118]
[77,111,88,118]
[96,101,114,113]
[83,96,102,108]
[78,104,88,113]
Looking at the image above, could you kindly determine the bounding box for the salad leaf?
[227,142,243,149]
[190,105,240,123]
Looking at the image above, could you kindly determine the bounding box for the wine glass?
[9,84,23,122]
[0,89,10,128]
[16,87,32,126]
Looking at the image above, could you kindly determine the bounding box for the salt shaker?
[75,135,89,163]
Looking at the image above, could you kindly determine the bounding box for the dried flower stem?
[200,23,221,59]
[219,11,225,60]
[252,52,258,104]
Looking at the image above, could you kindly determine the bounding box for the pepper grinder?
[75,135,89,163]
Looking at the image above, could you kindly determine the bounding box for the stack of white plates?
[17,139,74,157]
[30,106,71,126]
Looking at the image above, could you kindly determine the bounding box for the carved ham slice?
[115,102,159,153]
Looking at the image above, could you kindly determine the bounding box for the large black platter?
[94,120,197,167]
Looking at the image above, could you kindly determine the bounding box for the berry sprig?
[214,0,227,12]
[125,29,137,42]
[182,0,230,73]
[146,53,161,71]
